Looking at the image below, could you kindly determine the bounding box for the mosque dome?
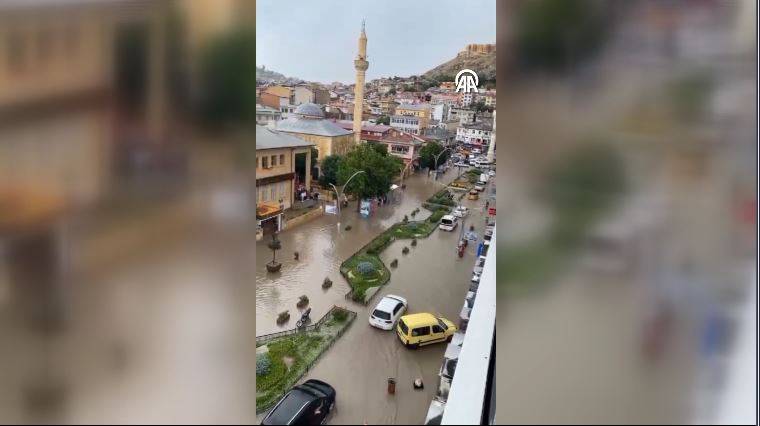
[294,103,325,119]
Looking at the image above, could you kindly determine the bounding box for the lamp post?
[329,170,365,223]
[432,147,452,180]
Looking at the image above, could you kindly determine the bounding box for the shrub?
[322,277,333,289]
[402,246,410,255]
[256,352,271,376]
[428,208,448,223]
[411,239,418,247]
[277,311,290,324]
[333,308,348,323]
[345,225,352,231]
[403,215,409,224]
[366,233,394,255]
[390,259,399,268]
[357,261,377,276]
[297,295,309,308]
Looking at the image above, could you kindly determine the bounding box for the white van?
[438,215,458,231]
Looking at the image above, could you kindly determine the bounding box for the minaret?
[352,20,368,144]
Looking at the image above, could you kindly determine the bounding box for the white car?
[474,183,485,192]
[439,215,458,231]
[459,291,477,323]
[488,170,495,177]
[454,162,469,168]
[452,206,469,218]
[369,295,408,330]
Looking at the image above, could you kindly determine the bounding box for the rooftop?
[276,116,353,138]
[397,103,431,111]
[256,126,315,150]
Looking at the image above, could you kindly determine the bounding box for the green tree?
[375,115,390,125]
[199,29,257,125]
[387,88,397,96]
[369,142,389,156]
[318,154,343,188]
[418,141,449,170]
[337,144,403,210]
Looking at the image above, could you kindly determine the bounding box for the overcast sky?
[256,0,496,83]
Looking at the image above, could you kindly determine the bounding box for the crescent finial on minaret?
[362,19,365,33]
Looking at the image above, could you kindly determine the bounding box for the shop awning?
[256,202,282,220]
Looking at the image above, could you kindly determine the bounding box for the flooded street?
[256,167,468,336]
[256,167,492,424]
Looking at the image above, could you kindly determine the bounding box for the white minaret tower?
[352,20,369,144]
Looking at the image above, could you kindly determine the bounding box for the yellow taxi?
[396,313,457,349]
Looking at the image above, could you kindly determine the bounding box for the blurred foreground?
[496,1,756,424]
[1,1,257,423]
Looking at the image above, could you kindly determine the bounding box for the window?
[373,310,391,320]
[270,155,277,166]
[279,154,285,165]
[398,320,409,336]
[412,327,430,337]
[392,303,403,315]
[432,325,444,334]
[262,156,269,168]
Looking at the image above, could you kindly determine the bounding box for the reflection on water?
[256,169,460,336]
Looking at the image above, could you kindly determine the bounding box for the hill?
[422,50,496,84]
[256,66,287,82]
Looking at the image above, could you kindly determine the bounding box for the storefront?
[256,202,283,237]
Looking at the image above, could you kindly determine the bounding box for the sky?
[256,0,496,83]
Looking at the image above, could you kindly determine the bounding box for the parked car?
[439,215,458,231]
[459,291,477,327]
[483,228,493,247]
[396,313,457,349]
[488,170,496,177]
[452,206,469,218]
[473,255,487,275]
[261,380,336,425]
[454,162,469,168]
[369,295,408,330]
[468,189,479,200]
[474,183,485,192]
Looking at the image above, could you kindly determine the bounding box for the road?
[257,168,493,424]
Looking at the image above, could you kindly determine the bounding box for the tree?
[199,29,257,125]
[337,144,403,210]
[318,154,343,188]
[387,88,397,95]
[418,141,449,170]
[369,142,389,156]
[375,115,390,125]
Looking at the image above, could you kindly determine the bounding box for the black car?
[261,379,336,425]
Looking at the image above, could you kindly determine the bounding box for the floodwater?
[256,167,493,424]
[255,167,470,336]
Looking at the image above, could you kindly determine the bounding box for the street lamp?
[329,170,366,216]
[432,147,452,180]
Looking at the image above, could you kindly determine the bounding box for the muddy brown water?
[256,168,492,424]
